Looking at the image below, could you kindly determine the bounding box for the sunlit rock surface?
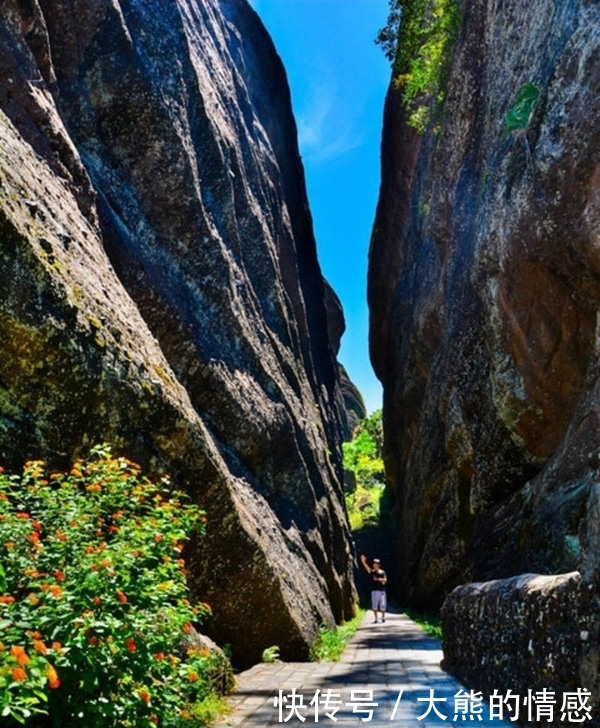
[0,0,357,665]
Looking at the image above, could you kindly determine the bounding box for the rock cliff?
[369,0,600,607]
[0,0,356,665]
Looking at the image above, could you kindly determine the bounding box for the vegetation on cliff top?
[376,0,461,132]
[0,446,232,727]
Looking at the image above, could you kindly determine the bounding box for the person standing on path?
[360,554,387,623]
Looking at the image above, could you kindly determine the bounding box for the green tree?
[343,411,385,530]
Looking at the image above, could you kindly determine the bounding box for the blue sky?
[249,0,391,414]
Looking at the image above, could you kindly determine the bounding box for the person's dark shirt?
[371,569,386,591]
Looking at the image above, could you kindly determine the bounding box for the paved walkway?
[213,610,514,727]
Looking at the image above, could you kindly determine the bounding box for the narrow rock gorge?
[0,0,358,666]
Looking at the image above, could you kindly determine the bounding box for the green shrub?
[0,444,227,727]
[261,646,280,664]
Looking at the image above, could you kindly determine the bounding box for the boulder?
[441,572,600,726]
[0,0,356,665]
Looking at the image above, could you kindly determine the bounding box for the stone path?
[213,610,514,727]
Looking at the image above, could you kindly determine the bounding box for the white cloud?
[296,74,364,164]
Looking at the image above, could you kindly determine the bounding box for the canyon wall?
[369,0,600,608]
[0,0,357,666]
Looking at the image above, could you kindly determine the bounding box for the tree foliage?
[343,412,385,530]
[376,0,461,132]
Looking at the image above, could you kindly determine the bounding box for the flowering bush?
[0,444,226,727]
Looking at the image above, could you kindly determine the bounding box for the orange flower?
[55,531,68,541]
[49,585,62,598]
[11,667,27,682]
[126,638,136,653]
[51,642,62,652]
[10,646,30,666]
[4,542,15,549]
[93,596,102,606]
[0,595,15,604]
[138,689,151,704]
[46,665,60,689]
[187,670,199,682]
[33,640,47,655]
[154,652,165,661]
[116,590,127,604]
[181,622,192,634]
[15,513,31,520]
[54,570,65,582]
[31,520,42,532]
[28,532,40,544]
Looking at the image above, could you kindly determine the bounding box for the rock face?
[369,0,600,608]
[0,0,356,665]
[323,280,367,437]
[441,573,600,726]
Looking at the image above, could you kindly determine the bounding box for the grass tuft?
[310,609,366,662]
[403,609,443,640]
